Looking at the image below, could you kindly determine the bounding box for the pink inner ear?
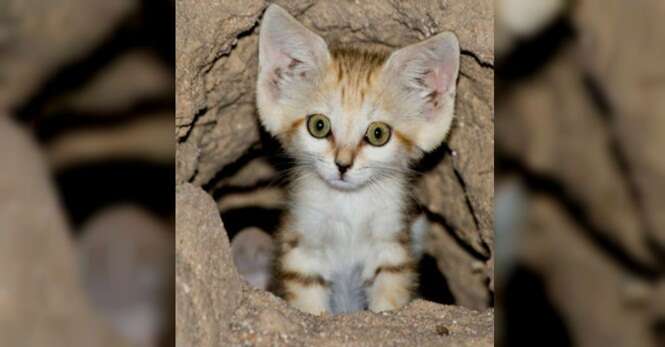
[421,65,451,119]
[424,65,451,97]
[264,46,305,99]
[266,44,292,70]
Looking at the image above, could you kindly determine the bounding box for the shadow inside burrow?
[209,127,291,240]
[418,254,456,305]
[413,141,450,173]
[653,317,665,347]
[499,264,572,347]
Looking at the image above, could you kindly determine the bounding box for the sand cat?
[256,4,459,315]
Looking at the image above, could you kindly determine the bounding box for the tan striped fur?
[257,4,459,315]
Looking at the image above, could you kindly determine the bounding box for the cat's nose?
[335,161,351,175]
[335,147,354,175]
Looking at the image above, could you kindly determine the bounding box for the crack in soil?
[452,164,481,232]
[179,8,265,142]
[424,207,490,262]
[461,49,494,70]
[178,106,208,143]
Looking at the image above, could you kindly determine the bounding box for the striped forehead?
[327,47,388,110]
[319,47,389,141]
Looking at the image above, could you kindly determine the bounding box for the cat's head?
[256,4,459,191]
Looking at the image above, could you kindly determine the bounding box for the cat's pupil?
[316,120,324,131]
[374,127,382,138]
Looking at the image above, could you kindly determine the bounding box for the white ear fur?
[384,32,460,152]
[257,5,330,135]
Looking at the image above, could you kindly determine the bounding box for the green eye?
[306,114,331,139]
[365,122,391,146]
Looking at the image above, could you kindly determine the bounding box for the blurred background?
[495,0,665,346]
[0,1,174,347]
[6,0,665,345]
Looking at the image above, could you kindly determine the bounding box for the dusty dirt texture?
[496,0,665,345]
[176,0,494,310]
[176,183,244,346]
[0,116,130,347]
[0,0,139,109]
[176,183,494,347]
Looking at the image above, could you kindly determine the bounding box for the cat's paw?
[284,283,330,315]
[368,291,410,313]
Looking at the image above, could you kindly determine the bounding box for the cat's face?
[257,5,459,191]
[274,47,417,190]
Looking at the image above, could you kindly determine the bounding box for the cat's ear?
[383,32,460,152]
[257,5,329,122]
[258,4,329,72]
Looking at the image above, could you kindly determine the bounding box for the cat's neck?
[289,172,408,239]
[292,172,407,204]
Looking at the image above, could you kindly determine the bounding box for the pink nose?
[335,147,354,175]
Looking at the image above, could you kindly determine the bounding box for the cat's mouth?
[314,166,366,190]
[327,177,357,190]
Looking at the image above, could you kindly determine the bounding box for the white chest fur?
[289,175,407,278]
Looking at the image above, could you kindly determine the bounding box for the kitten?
[256,4,459,315]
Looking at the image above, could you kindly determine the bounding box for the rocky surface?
[176,183,494,347]
[0,116,130,347]
[175,183,244,346]
[176,0,495,311]
[175,0,265,184]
